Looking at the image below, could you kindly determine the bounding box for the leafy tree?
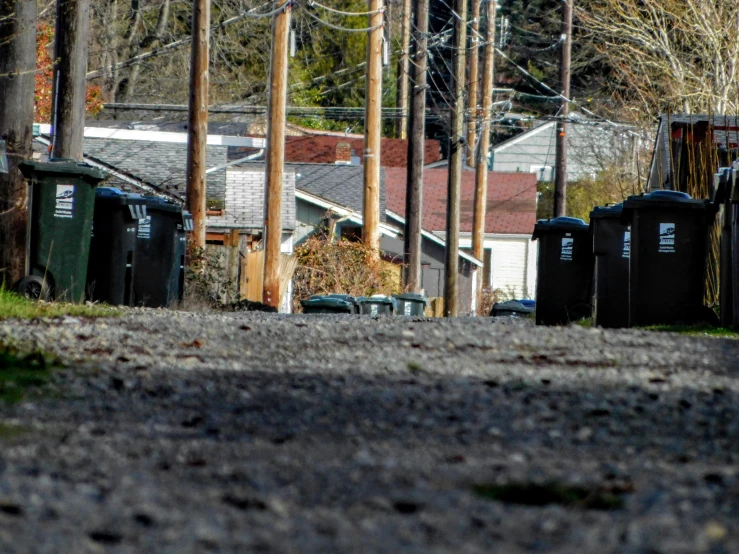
[35,23,103,122]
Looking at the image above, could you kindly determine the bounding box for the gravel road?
[0,310,736,553]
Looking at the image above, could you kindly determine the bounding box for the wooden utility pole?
[404,0,429,292]
[185,0,211,249]
[465,0,481,168]
[51,0,91,160]
[472,0,496,314]
[444,0,467,317]
[553,0,573,218]
[363,0,384,254]
[0,0,37,285]
[396,0,412,139]
[263,0,292,308]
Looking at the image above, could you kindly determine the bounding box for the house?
[489,114,639,182]
[282,135,443,167]
[384,167,538,302]
[647,114,739,192]
[281,161,483,314]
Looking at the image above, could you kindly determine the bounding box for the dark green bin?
[356,295,395,315]
[133,197,183,307]
[301,294,356,314]
[393,292,428,316]
[86,187,148,306]
[17,159,106,301]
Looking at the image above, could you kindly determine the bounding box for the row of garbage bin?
[533,189,718,327]
[16,159,191,308]
[301,293,428,316]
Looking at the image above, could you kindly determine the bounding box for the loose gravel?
[0,310,736,553]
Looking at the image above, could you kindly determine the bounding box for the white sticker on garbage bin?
[404,302,411,316]
[137,216,152,239]
[659,223,675,253]
[54,184,75,218]
[560,237,574,261]
[622,229,631,258]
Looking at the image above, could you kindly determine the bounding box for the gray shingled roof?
[83,138,228,201]
[286,162,386,222]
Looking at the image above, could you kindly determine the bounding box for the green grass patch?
[0,349,53,404]
[0,288,121,320]
[472,482,626,511]
[641,324,739,338]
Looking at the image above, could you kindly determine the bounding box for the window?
[530,165,553,182]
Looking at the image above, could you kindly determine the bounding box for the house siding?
[207,168,296,231]
[489,239,529,298]
[492,121,632,182]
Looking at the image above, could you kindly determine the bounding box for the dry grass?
[292,236,401,312]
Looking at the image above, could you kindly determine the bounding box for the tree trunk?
[0,0,37,285]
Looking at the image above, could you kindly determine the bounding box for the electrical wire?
[306,0,384,17]
[303,9,384,33]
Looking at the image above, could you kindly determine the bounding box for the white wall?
[460,235,535,300]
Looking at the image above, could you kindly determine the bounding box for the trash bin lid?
[492,300,534,314]
[19,159,107,183]
[532,216,588,240]
[356,295,394,305]
[622,189,710,217]
[96,187,149,206]
[518,299,536,308]
[393,292,428,306]
[141,195,183,213]
[589,203,623,219]
[323,294,358,304]
[301,296,355,310]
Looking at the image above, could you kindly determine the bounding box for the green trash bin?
[301,294,356,314]
[133,197,183,308]
[17,159,106,301]
[356,295,395,315]
[86,188,148,306]
[393,292,428,316]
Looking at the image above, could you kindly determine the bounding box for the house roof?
[83,137,228,201]
[285,162,386,222]
[384,168,537,235]
[279,135,442,167]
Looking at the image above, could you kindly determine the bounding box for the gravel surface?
[0,310,736,553]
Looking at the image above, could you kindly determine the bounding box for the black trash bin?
[86,188,148,306]
[301,294,356,314]
[356,295,395,315]
[621,190,716,327]
[133,197,183,308]
[17,159,106,301]
[532,216,594,325]
[590,204,630,328]
[393,292,427,316]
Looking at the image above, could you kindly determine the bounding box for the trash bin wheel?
[14,276,52,301]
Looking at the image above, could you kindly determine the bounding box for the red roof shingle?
[384,168,537,235]
[283,136,442,167]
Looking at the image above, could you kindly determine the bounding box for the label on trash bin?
[560,237,574,261]
[404,302,411,316]
[658,223,675,253]
[622,229,631,258]
[371,304,378,316]
[54,184,75,218]
[137,216,152,239]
